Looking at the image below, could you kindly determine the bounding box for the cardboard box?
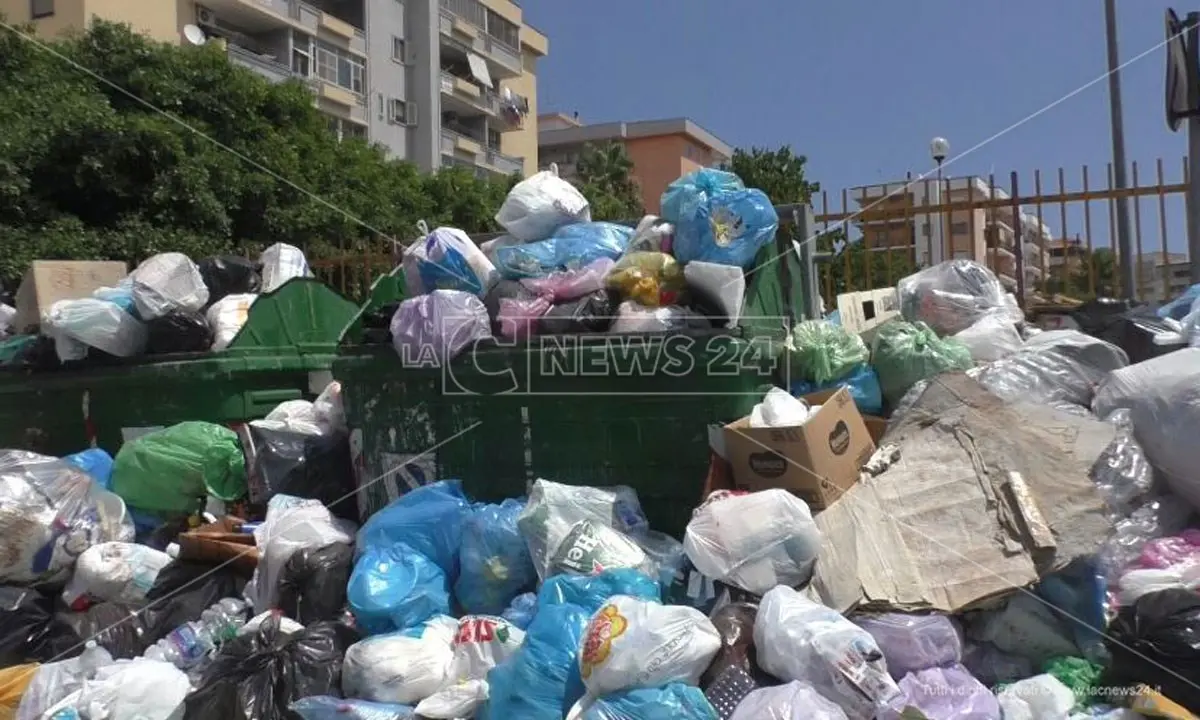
[863,415,888,445]
[837,288,900,344]
[13,260,128,333]
[723,387,876,510]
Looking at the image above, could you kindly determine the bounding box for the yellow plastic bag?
[0,663,38,719]
[606,252,684,307]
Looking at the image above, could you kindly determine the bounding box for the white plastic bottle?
[144,598,248,668]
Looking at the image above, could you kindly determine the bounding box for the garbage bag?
[0,451,134,584]
[183,615,360,720]
[954,312,1023,363]
[110,421,247,517]
[662,169,778,269]
[518,479,648,581]
[259,242,312,293]
[897,260,1020,336]
[145,309,213,354]
[789,363,884,417]
[415,616,525,717]
[540,291,616,335]
[390,290,491,367]
[1117,564,1200,606]
[480,235,521,266]
[1093,348,1200,512]
[403,226,498,297]
[968,592,1079,664]
[699,601,773,713]
[130,252,209,319]
[882,664,1000,720]
[357,480,471,579]
[684,261,744,329]
[1158,283,1200,320]
[785,320,869,385]
[52,601,150,659]
[521,257,614,302]
[501,592,537,630]
[610,302,711,334]
[578,595,720,698]
[480,603,590,720]
[729,681,848,720]
[495,222,633,279]
[995,674,1076,720]
[577,684,718,720]
[197,255,261,305]
[1089,409,1155,517]
[683,489,821,595]
[38,656,191,720]
[627,215,675,254]
[16,644,112,720]
[498,295,552,339]
[456,499,537,616]
[871,320,973,406]
[42,297,148,361]
[61,541,171,609]
[754,585,904,719]
[537,568,661,612]
[495,168,592,243]
[277,542,353,625]
[0,587,83,666]
[206,292,257,351]
[248,424,357,521]
[0,663,37,717]
[973,330,1128,409]
[347,542,450,635]
[290,697,416,720]
[1076,302,1184,364]
[547,520,652,579]
[248,496,354,613]
[1036,557,1108,661]
[63,449,113,489]
[606,252,685,307]
[1106,588,1200,712]
[142,559,247,645]
[852,613,963,679]
[342,616,458,705]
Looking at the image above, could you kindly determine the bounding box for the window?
[390,98,414,125]
[392,37,407,62]
[487,128,501,150]
[291,49,310,77]
[30,0,53,18]
[484,9,519,48]
[316,43,364,93]
[950,221,969,235]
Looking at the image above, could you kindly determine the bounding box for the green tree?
[573,142,644,221]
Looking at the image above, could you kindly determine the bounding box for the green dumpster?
[335,231,812,537]
[0,278,357,456]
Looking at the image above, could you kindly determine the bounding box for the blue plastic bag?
[456,498,537,615]
[661,169,778,268]
[290,697,416,720]
[502,592,538,630]
[347,542,450,635]
[495,222,633,279]
[405,226,496,296]
[537,568,660,612]
[1158,283,1200,320]
[480,603,591,720]
[660,169,745,226]
[1037,556,1108,662]
[790,363,885,417]
[64,448,114,489]
[356,480,471,580]
[580,684,719,720]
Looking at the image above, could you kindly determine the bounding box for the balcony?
[441,128,523,176]
[437,3,523,77]
[227,43,295,83]
[487,149,522,176]
[440,71,499,117]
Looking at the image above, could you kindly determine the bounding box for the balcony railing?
[441,128,523,176]
[439,71,499,115]
[487,149,522,175]
[437,0,522,73]
[227,43,294,84]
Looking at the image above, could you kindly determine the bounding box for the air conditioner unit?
[196,7,216,27]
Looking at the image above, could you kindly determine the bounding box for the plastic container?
[144,597,248,668]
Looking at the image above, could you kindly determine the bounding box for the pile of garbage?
[371,165,775,365]
[0,243,313,368]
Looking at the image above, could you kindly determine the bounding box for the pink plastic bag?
[498,296,552,339]
[1137,529,1200,569]
[519,258,614,302]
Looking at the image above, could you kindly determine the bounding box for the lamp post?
[930,137,950,265]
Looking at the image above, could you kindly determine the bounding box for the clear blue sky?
[523,0,1191,258]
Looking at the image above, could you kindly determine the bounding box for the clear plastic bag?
[609,302,706,334]
[40,657,191,720]
[975,330,1128,409]
[247,495,355,612]
[748,388,811,428]
[786,320,869,385]
[1089,409,1154,516]
[260,243,312,293]
[870,320,973,406]
[683,490,821,595]
[729,681,848,720]
[626,216,675,255]
[403,226,498,297]
[1096,494,1195,580]
[129,252,210,319]
[347,542,450,635]
[954,312,1023,363]
[897,260,1020,336]
[518,479,648,580]
[683,261,744,329]
[852,613,963,679]
[43,297,148,361]
[342,616,458,705]
[995,674,1076,720]
[882,664,1000,720]
[390,290,492,367]
[61,541,171,608]
[456,499,538,616]
[520,257,614,302]
[498,295,552,339]
[606,252,685,307]
[495,167,592,243]
[205,292,256,351]
[495,223,633,279]
[662,169,778,269]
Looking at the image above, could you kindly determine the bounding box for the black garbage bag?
[539,290,616,335]
[199,256,261,306]
[52,602,149,660]
[248,425,357,522]
[183,614,360,720]
[1106,588,1200,712]
[484,280,537,335]
[361,302,400,345]
[277,543,353,625]
[0,586,80,666]
[1073,302,1184,364]
[146,310,214,354]
[142,560,248,645]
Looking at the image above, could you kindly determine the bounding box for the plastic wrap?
[609,302,709,334]
[606,252,685,307]
[1096,494,1195,581]
[662,169,778,268]
[974,330,1128,409]
[521,258,614,302]
[897,260,1020,336]
[852,613,963,679]
[577,684,718,720]
[954,312,1023,363]
[42,297,148,361]
[38,657,191,720]
[456,499,537,616]
[495,168,592,243]
[129,252,209,319]
[356,480,471,579]
[206,292,256,351]
[390,290,492,367]
[495,222,633,279]
[1089,408,1154,515]
[259,242,312,293]
[348,542,450,635]
[870,320,973,406]
[882,664,1000,720]
[110,421,247,517]
[729,681,848,720]
[684,261,744,329]
[403,226,498,297]
[342,616,457,705]
[498,295,552,339]
[61,541,171,608]
[518,479,649,580]
[786,320,869,385]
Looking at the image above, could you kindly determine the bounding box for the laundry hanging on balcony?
[467,53,493,88]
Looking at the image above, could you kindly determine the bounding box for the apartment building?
[538,113,733,214]
[1137,251,1192,300]
[852,176,1049,293]
[0,0,547,177]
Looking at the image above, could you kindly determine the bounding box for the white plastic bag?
[415,615,524,717]
[415,679,488,719]
[683,490,821,595]
[130,252,209,319]
[260,243,312,293]
[62,542,171,608]
[730,681,850,720]
[995,674,1076,720]
[609,301,694,334]
[748,388,811,428]
[0,303,15,337]
[16,645,112,720]
[39,658,190,720]
[206,292,257,351]
[754,586,903,720]
[494,166,591,242]
[1117,565,1200,605]
[403,226,498,297]
[518,479,649,580]
[247,495,355,612]
[684,261,744,328]
[342,616,458,705]
[43,298,148,361]
[577,595,720,697]
[954,313,1022,363]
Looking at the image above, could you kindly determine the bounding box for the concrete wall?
[365,0,412,160]
[625,134,692,214]
[403,0,439,170]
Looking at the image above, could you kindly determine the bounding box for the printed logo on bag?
[580,604,628,678]
[748,451,788,478]
[828,420,851,455]
[455,617,510,645]
[709,208,745,247]
[557,522,608,575]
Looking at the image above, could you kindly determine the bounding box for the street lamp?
[929,137,950,264]
[930,136,950,165]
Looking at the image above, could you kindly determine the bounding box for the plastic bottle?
[144,597,248,668]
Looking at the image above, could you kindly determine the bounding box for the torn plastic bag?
[577,684,718,720]
[390,290,491,367]
[347,542,450,635]
[249,496,354,613]
[974,330,1128,409]
[518,479,649,580]
[63,448,113,489]
[42,298,148,361]
[785,320,869,386]
[954,312,1023,363]
[130,253,209,319]
[356,480,471,579]
[197,255,261,306]
[403,226,498,297]
[260,243,312,293]
[61,541,171,609]
[790,363,884,417]
[521,257,614,302]
[897,259,1020,336]
[498,295,552,339]
[183,615,360,720]
[870,320,973,406]
[663,169,778,268]
[606,252,685,307]
[142,560,248,646]
[495,222,633,279]
[290,696,416,720]
[206,292,256,351]
[852,613,963,679]
[540,291,616,334]
[729,681,848,720]
[494,167,592,243]
[1106,588,1200,712]
[341,616,457,705]
[277,542,353,625]
[248,424,357,521]
[684,261,744,328]
[145,310,213,354]
[456,499,537,616]
[881,664,1000,720]
[609,302,710,334]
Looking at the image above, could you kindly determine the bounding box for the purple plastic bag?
[519,258,614,302]
[853,613,963,679]
[882,665,1001,720]
[390,289,491,367]
[1137,529,1200,570]
[498,296,552,340]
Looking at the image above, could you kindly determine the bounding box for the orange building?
[537,113,732,214]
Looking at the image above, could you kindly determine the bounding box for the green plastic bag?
[111,421,247,516]
[871,320,972,406]
[785,320,868,385]
[1043,656,1103,706]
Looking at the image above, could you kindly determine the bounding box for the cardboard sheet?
[811,373,1113,614]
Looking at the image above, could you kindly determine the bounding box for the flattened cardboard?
[722,387,876,510]
[13,260,128,332]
